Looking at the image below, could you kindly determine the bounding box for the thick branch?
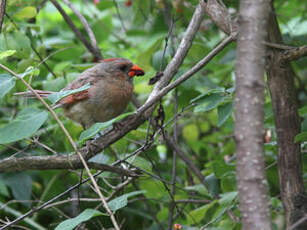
[281,45,307,62]
[266,4,307,229]
[235,0,271,229]
[0,155,138,177]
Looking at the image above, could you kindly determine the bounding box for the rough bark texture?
[234,0,272,229]
[266,4,307,229]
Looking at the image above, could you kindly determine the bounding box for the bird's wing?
[56,67,101,107]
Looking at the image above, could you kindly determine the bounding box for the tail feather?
[14,90,54,98]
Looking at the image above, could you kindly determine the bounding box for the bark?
[234,0,272,229]
[266,3,307,229]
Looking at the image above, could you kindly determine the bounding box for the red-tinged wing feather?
[59,89,89,106]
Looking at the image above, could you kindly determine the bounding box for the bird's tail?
[14,90,54,98]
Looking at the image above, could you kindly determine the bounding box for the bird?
[16,58,145,129]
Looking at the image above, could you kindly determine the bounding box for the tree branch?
[61,0,102,59]
[0,0,6,33]
[49,0,103,60]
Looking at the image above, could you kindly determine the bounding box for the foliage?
[0,0,306,229]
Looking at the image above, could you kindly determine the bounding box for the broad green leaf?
[89,152,110,164]
[3,32,31,59]
[219,191,238,206]
[185,184,210,198]
[204,173,219,198]
[0,50,16,59]
[151,50,168,71]
[217,102,233,127]
[2,173,32,206]
[190,87,225,103]
[18,66,40,78]
[55,209,103,230]
[0,180,9,197]
[194,93,225,113]
[212,158,234,178]
[187,201,218,225]
[126,156,152,172]
[14,7,37,19]
[47,83,91,104]
[295,132,307,143]
[299,106,307,116]
[0,108,48,144]
[0,74,15,98]
[108,190,145,212]
[140,180,165,199]
[79,112,133,144]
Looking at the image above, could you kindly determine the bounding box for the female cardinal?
[17,58,145,129]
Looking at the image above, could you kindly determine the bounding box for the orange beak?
[128,64,145,77]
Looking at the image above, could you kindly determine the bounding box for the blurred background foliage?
[0,0,306,229]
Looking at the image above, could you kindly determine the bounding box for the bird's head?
[101,58,145,80]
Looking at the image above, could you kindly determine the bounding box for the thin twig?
[49,0,102,60]
[0,64,120,230]
[138,34,235,114]
[167,89,178,230]
[0,0,6,33]
[61,0,102,59]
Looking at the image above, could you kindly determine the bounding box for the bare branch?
[0,0,6,33]
[164,134,207,190]
[49,0,103,60]
[281,45,307,62]
[61,0,102,59]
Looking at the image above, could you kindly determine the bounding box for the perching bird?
[16,58,145,129]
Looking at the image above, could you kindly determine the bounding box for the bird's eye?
[119,64,128,72]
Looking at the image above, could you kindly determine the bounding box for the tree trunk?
[234,0,272,229]
[266,3,307,229]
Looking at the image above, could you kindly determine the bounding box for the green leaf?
[108,190,145,212]
[299,106,307,116]
[0,108,48,144]
[217,102,233,127]
[194,93,225,113]
[204,173,219,198]
[14,7,37,20]
[2,173,32,206]
[295,132,307,143]
[219,191,238,206]
[187,201,218,225]
[0,74,15,98]
[47,83,91,104]
[18,66,40,78]
[0,180,9,197]
[55,209,103,230]
[185,184,210,198]
[190,87,225,103]
[89,153,110,164]
[0,50,16,59]
[126,156,152,172]
[79,112,133,144]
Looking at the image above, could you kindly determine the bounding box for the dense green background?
[0,0,306,229]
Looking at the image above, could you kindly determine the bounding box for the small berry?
[125,0,132,7]
[174,223,182,230]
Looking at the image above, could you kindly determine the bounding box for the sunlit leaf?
[55,209,104,230]
[0,108,48,144]
[0,74,15,98]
